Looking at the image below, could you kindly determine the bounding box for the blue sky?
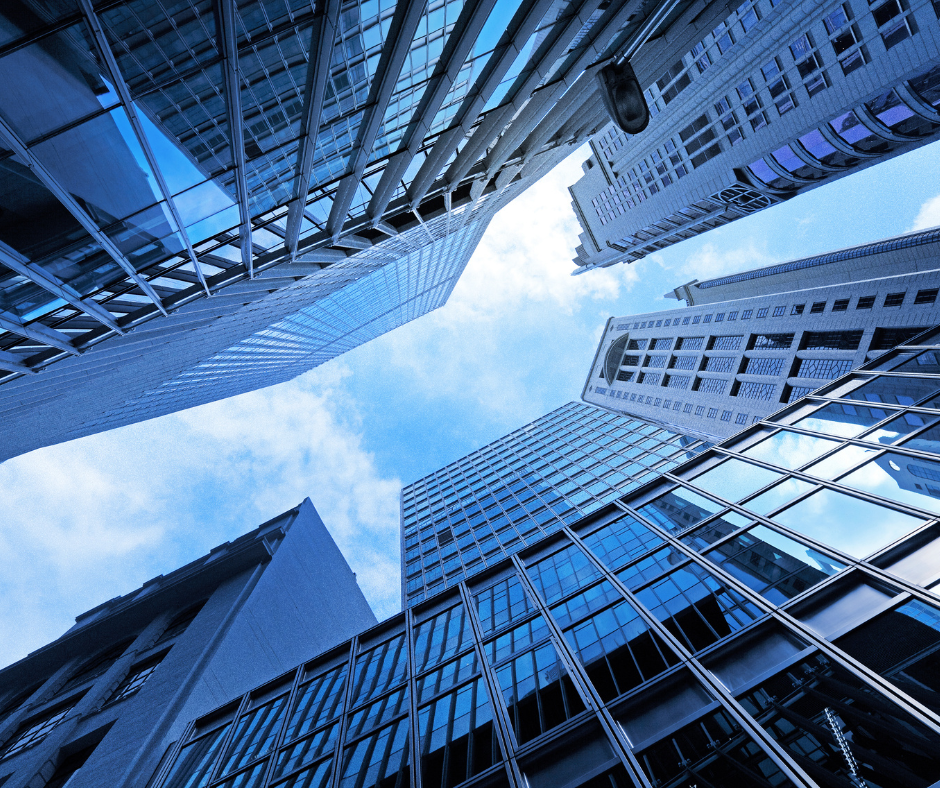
[0,140,938,669]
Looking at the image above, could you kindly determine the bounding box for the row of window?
[0,604,203,761]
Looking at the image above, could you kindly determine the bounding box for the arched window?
[604,335,629,385]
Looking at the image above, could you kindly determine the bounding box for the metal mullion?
[457,582,525,788]
[616,500,940,737]
[80,0,213,299]
[0,349,35,375]
[284,0,342,258]
[328,637,359,788]
[204,693,254,785]
[0,116,169,316]
[256,666,306,788]
[218,0,255,278]
[558,526,818,788]
[509,554,654,788]
[407,0,563,205]
[0,312,77,355]
[326,0,427,237]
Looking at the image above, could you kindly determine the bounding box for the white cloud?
[911,194,940,231]
[669,239,775,283]
[0,363,403,668]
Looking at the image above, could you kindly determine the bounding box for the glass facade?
[155,326,940,788]
[400,402,709,606]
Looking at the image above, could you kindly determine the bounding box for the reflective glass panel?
[900,420,940,454]
[346,687,409,741]
[636,706,795,788]
[416,652,479,704]
[742,430,841,469]
[274,758,332,788]
[703,524,845,603]
[680,510,754,551]
[616,546,688,590]
[804,444,879,479]
[413,605,473,674]
[794,401,894,438]
[284,665,347,744]
[351,635,408,709]
[526,543,601,604]
[163,723,232,788]
[273,723,338,780]
[891,349,940,375]
[840,375,940,407]
[550,579,623,628]
[220,693,289,775]
[418,677,499,788]
[339,717,410,788]
[635,564,764,653]
[494,642,587,744]
[773,488,924,557]
[638,487,724,535]
[835,598,940,715]
[839,453,940,514]
[563,599,678,702]
[743,477,815,515]
[739,652,940,787]
[689,458,783,502]
[474,575,535,636]
[581,515,664,572]
[484,616,550,665]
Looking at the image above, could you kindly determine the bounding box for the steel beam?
[366,0,499,221]
[218,0,254,278]
[326,0,428,237]
[0,240,123,334]
[0,349,36,375]
[284,0,342,257]
[80,0,212,298]
[406,0,561,205]
[0,312,78,355]
[0,116,169,316]
[516,77,602,167]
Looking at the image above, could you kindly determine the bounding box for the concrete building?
[569,0,940,272]
[582,227,940,440]
[139,326,940,788]
[0,500,376,788]
[0,0,681,460]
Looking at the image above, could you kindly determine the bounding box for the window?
[155,603,205,646]
[741,309,753,319]
[695,406,706,416]
[735,413,749,425]
[696,379,727,395]
[884,292,905,307]
[856,295,876,309]
[832,299,849,311]
[869,326,929,351]
[676,336,704,350]
[800,330,863,351]
[2,704,76,759]
[707,408,718,418]
[791,304,805,315]
[789,33,827,95]
[108,653,167,704]
[736,382,778,400]
[745,357,785,376]
[915,288,938,305]
[728,311,738,320]
[708,335,743,351]
[756,307,769,318]
[795,358,853,379]
[720,410,732,422]
[59,641,133,694]
[810,301,826,313]
[772,306,786,317]
[872,0,911,48]
[750,333,794,350]
[684,404,694,413]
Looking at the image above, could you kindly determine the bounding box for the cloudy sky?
[1,140,939,669]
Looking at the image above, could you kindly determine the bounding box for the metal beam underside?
[326,0,428,237]
[80,0,211,298]
[218,0,254,277]
[0,313,77,355]
[284,0,342,257]
[0,241,122,334]
[407,0,584,205]
[0,116,169,316]
[0,349,35,374]
[366,0,500,222]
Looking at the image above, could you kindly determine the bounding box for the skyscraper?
[400,401,709,608]
[0,0,679,459]
[0,499,376,788]
[118,325,940,788]
[568,0,940,272]
[582,227,940,439]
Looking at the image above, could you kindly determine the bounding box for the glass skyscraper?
[401,402,709,607]
[140,326,940,788]
[0,0,678,458]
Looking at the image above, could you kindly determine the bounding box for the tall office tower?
[583,227,940,440]
[568,0,940,272]
[0,499,376,788]
[400,401,709,608]
[128,328,940,788]
[0,0,680,460]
